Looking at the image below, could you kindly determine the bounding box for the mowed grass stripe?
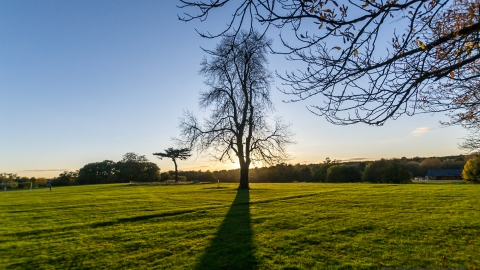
[0,183,479,269]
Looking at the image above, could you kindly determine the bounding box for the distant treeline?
[53,153,161,186]
[0,173,48,188]
[1,154,471,188]
[207,156,469,184]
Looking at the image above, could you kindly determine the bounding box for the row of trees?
[322,160,412,184]
[188,156,466,183]
[1,154,471,188]
[50,152,160,186]
[47,154,473,186]
[403,157,466,176]
[66,154,466,185]
[0,173,48,189]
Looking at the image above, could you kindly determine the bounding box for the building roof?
[426,169,463,176]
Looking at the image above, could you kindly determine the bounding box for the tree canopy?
[326,165,362,183]
[77,153,160,185]
[363,159,411,183]
[179,0,480,125]
[153,148,191,182]
[116,153,160,183]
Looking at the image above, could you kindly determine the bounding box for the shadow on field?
[196,189,255,270]
[91,209,197,228]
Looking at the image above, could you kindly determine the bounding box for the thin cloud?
[23,169,69,172]
[341,157,369,161]
[412,127,433,136]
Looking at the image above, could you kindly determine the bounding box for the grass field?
[1,183,479,269]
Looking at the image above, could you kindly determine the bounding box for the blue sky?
[0,1,467,178]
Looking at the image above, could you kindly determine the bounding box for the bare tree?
[178,0,480,125]
[178,30,294,189]
[153,148,191,182]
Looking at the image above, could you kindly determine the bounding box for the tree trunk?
[173,159,178,182]
[238,163,249,189]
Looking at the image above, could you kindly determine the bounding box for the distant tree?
[312,165,328,182]
[323,157,339,164]
[77,154,160,184]
[326,165,362,183]
[153,148,191,182]
[405,161,423,177]
[120,152,149,163]
[363,160,385,183]
[300,166,314,182]
[160,172,173,181]
[52,171,79,186]
[312,160,338,182]
[34,177,48,187]
[34,177,47,187]
[363,159,411,183]
[179,30,294,189]
[116,153,160,183]
[323,157,332,165]
[0,173,19,188]
[384,161,412,184]
[357,162,367,173]
[267,163,298,182]
[18,177,30,188]
[420,158,443,171]
[462,157,480,183]
[441,158,466,169]
[78,160,116,185]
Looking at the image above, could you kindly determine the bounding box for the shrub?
[462,157,480,184]
[326,165,362,183]
[160,172,173,181]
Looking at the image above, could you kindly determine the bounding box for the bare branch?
[179,0,480,125]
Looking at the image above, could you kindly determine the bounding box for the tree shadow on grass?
[196,189,256,270]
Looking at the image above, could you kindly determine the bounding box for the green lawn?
[1,183,479,269]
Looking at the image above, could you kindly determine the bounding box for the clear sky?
[0,1,467,178]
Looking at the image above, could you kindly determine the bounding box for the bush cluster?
[462,157,480,184]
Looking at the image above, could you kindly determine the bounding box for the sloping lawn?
[1,183,479,269]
